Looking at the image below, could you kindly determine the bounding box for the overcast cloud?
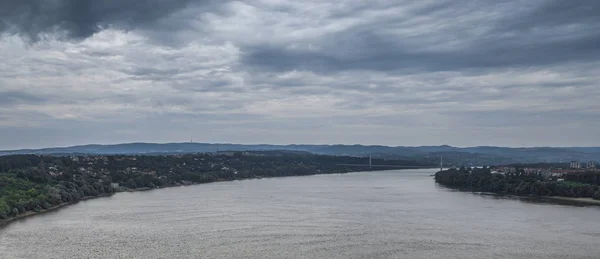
[0,0,599,149]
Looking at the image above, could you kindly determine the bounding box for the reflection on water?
[1,169,599,259]
[477,192,594,207]
[436,183,598,207]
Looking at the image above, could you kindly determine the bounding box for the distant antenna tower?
[369,153,372,168]
[440,156,443,172]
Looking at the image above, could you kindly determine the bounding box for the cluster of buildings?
[492,167,560,179]
[494,166,517,174]
[491,161,598,180]
[569,161,596,169]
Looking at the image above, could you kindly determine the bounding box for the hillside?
[1,143,599,166]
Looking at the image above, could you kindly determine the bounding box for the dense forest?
[0,152,431,222]
[435,167,600,200]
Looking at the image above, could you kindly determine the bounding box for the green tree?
[594,191,600,200]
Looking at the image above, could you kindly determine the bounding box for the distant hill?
[1,143,598,166]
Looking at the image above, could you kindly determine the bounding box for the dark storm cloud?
[0,0,215,40]
[242,0,600,73]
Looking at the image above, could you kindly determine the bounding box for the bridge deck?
[337,164,436,168]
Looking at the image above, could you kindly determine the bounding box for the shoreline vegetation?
[1,178,256,228]
[0,151,432,228]
[0,193,113,228]
[435,167,600,205]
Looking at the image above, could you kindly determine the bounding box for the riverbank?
[472,191,600,206]
[0,173,358,229]
[0,193,114,229]
[0,183,206,228]
[544,196,600,205]
[435,168,600,207]
[0,175,309,229]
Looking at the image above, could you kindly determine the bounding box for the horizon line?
[2,141,600,152]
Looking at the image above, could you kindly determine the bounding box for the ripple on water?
[1,169,600,259]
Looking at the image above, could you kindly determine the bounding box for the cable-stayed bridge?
[336,155,444,170]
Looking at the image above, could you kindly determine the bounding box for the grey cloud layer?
[3,0,599,71]
[0,0,599,148]
[242,0,600,73]
[0,0,216,39]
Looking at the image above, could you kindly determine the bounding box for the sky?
[0,0,599,149]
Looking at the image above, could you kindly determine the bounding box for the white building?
[570,161,581,169]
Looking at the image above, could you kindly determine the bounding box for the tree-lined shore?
[0,152,431,224]
[435,167,600,200]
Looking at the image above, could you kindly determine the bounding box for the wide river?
[1,169,600,258]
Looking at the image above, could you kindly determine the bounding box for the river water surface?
[1,169,600,259]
